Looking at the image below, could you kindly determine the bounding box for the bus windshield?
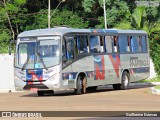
[15,36,60,70]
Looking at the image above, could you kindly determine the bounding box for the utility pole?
[48,0,51,28]
[103,0,107,29]
[48,0,66,28]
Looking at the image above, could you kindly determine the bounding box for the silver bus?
[10,27,150,96]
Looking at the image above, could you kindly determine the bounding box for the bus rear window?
[141,36,147,52]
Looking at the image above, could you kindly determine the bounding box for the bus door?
[62,35,75,88]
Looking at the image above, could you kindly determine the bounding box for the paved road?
[0,86,160,120]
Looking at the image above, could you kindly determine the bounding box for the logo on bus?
[94,55,105,80]
[26,70,43,84]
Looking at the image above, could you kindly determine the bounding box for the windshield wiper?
[37,52,48,70]
[21,56,29,71]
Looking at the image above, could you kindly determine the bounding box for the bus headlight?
[14,75,19,81]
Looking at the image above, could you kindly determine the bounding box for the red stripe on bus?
[109,54,120,78]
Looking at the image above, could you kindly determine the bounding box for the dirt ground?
[0,85,160,120]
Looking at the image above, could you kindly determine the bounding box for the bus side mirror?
[8,40,16,55]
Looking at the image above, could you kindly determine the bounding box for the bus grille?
[23,84,49,90]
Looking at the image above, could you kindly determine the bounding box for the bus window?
[127,36,130,52]
[65,40,74,59]
[141,36,147,52]
[112,36,118,52]
[118,36,129,53]
[75,35,89,54]
[18,44,28,65]
[100,36,104,52]
[131,36,141,53]
[63,35,74,60]
[90,36,102,53]
[104,36,112,53]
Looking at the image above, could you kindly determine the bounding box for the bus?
[9,27,150,96]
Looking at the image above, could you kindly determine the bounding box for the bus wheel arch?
[75,72,87,95]
[113,70,130,90]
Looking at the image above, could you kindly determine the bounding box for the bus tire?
[121,71,130,90]
[75,76,87,95]
[37,91,45,96]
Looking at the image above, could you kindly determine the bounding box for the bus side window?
[131,36,141,53]
[141,36,147,52]
[104,36,112,53]
[65,40,74,59]
[118,36,129,53]
[100,36,104,52]
[63,35,74,60]
[112,36,118,52]
[75,35,89,54]
[127,36,130,52]
[90,36,102,53]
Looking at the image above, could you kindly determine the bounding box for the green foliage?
[154,86,160,90]
[0,30,11,53]
[26,9,89,30]
[83,0,130,28]
[115,6,160,38]
[82,0,96,13]
[139,76,160,82]
[150,37,160,75]
[0,0,27,45]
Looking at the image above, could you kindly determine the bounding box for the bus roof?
[18,27,147,38]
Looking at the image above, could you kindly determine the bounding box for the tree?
[25,9,89,30]
[82,0,130,28]
[115,6,160,38]
[0,0,27,40]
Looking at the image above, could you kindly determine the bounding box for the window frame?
[141,36,148,53]
[74,34,90,55]
[89,35,104,54]
[117,35,130,53]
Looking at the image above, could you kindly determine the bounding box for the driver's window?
[65,40,74,59]
[62,35,74,67]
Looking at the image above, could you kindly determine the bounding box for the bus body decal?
[62,72,77,80]
[108,54,120,78]
[26,70,43,84]
[130,67,149,74]
[94,55,105,80]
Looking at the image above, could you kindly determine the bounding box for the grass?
[155,86,160,90]
[138,76,160,83]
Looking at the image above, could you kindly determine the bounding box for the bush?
[150,37,160,75]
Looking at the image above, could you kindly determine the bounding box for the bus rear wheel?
[121,71,130,90]
[113,71,130,90]
[75,76,87,95]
